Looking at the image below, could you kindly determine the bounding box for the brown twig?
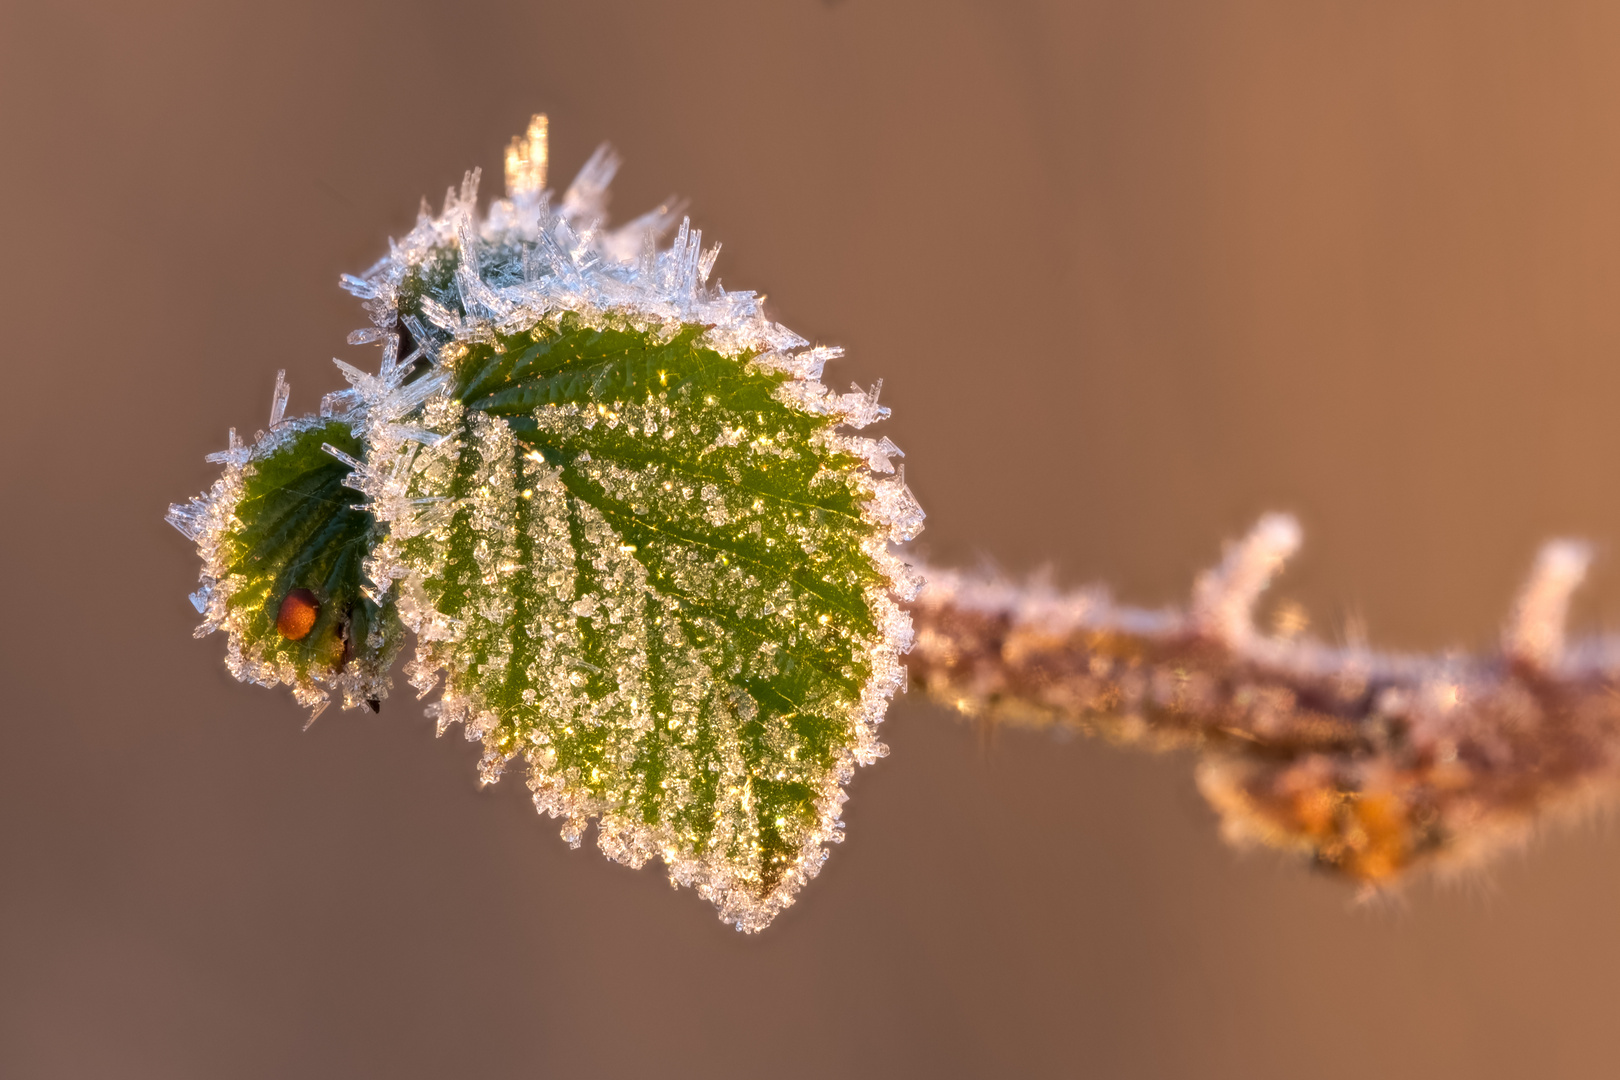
[903,515,1620,885]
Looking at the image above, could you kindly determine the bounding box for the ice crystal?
[169,116,922,930]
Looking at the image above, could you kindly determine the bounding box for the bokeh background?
[7,1,1620,1076]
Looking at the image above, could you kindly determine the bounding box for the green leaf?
[173,420,403,716]
[360,313,914,929]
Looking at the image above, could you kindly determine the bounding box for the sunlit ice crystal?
[169,114,923,931]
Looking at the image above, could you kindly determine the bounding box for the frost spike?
[1189,513,1301,646]
[505,113,549,198]
[1503,539,1592,670]
[268,370,289,429]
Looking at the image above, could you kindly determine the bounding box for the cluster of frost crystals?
[166,428,251,643]
[326,116,924,931]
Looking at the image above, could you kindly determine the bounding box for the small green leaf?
[170,419,404,715]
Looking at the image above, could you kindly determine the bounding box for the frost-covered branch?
[905,516,1620,884]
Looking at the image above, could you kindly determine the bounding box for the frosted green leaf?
[363,315,916,928]
[170,117,922,930]
[166,418,404,718]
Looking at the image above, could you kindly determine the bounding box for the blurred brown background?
[6,1,1620,1076]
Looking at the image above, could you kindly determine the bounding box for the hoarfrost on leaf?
[168,115,922,931]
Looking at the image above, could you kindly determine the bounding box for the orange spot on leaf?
[277,589,319,641]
